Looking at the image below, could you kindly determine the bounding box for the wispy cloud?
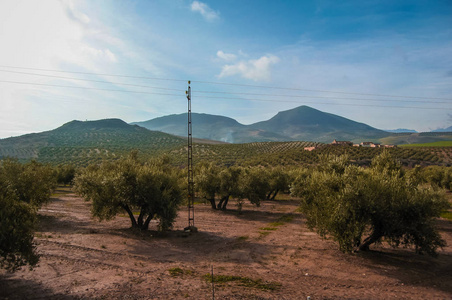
[218,55,280,82]
[191,1,219,22]
[216,50,236,61]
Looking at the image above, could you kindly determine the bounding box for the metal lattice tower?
[186,81,195,231]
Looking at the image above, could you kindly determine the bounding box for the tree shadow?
[37,214,94,235]
[0,274,78,300]
[358,248,452,295]
[217,207,299,224]
[108,228,273,266]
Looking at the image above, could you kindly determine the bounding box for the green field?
[400,141,452,147]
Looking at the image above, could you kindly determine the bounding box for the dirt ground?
[1,187,452,300]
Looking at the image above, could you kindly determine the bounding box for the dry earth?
[1,187,452,299]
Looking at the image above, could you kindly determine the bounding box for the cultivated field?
[1,188,451,299]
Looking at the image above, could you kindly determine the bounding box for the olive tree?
[74,153,183,231]
[292,152,449,256]
[0,159,55,271]
[195,163,221,209]
[266,167,290,200]
[217,166,242,210]
[239,167,270,208]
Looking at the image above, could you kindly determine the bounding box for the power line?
[1,79,450,110]
[194,94,452,110]
[0,80,183,97]
[1,65,450,101]
[0,65,187,83]
[193,90,451,104]
[191,80,452,101]
[0,69,185,93]
[2,68,450,105]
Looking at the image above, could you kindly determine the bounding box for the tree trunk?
[217,195,229,210]
[270,189,279,200]
[137,208,146,228]
[142,213,154,230]
[359,230,383,252]
[207,197,217,209]
[221,196,229,210]
[121,204,138,228]
[266,191,273,200]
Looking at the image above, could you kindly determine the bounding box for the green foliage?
[441,211,452,220]
[195,163,221,209]
[400,141,452,147]
[239,167,270,207]
[292,152,450,256]
[418,166,452,191]
[266,167,291,200]
[217,166,242,210]
[54,164,76,185]
[168,267,184,277]
[73,152,184,231]
[0,193,39,271]
[0,158,55,271]
[0,159,56,207]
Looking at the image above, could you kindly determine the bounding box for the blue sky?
[0,0,451,138]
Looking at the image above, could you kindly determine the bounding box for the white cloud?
[216,50,237,61]
[218,55,280,82]
[191,1,219,21]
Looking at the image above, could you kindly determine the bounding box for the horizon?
[1,1,451,138]
[1,104,446,141]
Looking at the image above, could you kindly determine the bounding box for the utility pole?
[185,81,197,233]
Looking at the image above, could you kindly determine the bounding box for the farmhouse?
[331,139,353,146]
[304,146,318,151]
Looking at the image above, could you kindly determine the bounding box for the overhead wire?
[1,65,451,111]
[1,79,451,110]
[0,69,185,93]
[0,80,182,97]
[1,68,451,109]
[1,64,451,101]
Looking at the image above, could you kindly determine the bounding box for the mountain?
[135,106,388,144]
[132,113,290,143]
[432,126,452,133]
[0,119,185,166]
[385,129,418,133]
[249,106,388,143]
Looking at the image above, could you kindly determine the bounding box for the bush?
[291,152,449,255]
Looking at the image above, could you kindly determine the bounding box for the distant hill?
[432,126,452,133]
[385,129,418,133]
[132,113,290,143]
[0,119,185,166]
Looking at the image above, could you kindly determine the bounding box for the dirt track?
[1,188,452,299]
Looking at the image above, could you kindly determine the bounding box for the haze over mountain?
[132,113,291,143]
[385,129,418,133]
[432,126,452,133]
[134,105,388,143]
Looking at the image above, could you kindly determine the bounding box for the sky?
[0,0,451,138]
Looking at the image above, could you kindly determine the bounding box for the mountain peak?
[56,119,131,132]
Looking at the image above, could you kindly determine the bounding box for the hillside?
[133,113,290,143]
[0,119,185,166]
